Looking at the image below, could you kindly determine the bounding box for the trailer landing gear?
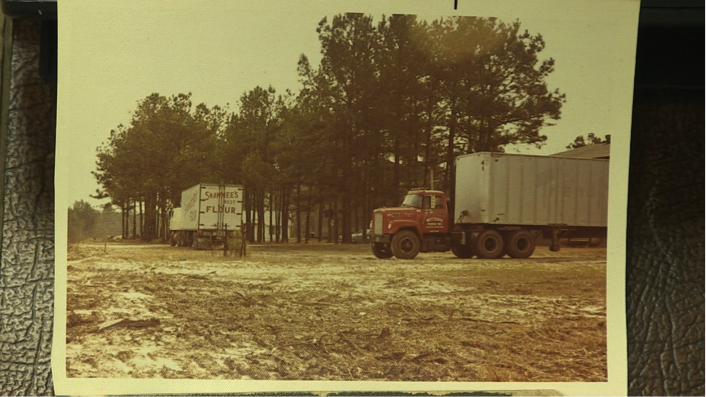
[549,225,565,252]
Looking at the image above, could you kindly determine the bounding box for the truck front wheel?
[391,230,420,260]
[372,243,393,259]
[505,230,535,258]
[474,230,504,259]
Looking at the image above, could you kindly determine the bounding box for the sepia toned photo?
[54,0,639,395]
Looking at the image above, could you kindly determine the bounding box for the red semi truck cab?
[370,189,452,259]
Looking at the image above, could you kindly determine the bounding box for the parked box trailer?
[370,152,609,260]
[169,183,243,249]
[454,152,608,227]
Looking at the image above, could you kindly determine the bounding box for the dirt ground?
[65,241,607,382]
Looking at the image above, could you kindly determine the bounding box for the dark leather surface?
[0,18,56,396]
[627,89,705,396]
[0,17,703,397]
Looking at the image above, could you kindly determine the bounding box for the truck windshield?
[401,194,423,208]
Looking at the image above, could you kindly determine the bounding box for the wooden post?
[223,224,228,257]
[240,224,247,258]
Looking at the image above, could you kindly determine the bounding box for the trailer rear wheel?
[474,230,504,259]
[391,230,420,260]
[451,244,474,258]
[505,230,535,258]
[372,243,393,259]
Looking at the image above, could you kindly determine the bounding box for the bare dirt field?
[65,241,607,382]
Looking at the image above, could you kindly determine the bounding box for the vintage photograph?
[55,0,638,394]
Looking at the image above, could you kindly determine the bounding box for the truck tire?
[451,244,474,258]
[391,230,420,260]
[372,243,393,259]
[474,230,504,259]
[505,230,535,258]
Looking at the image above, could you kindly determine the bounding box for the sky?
[59,0,638,208]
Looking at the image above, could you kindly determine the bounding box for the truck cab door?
[422,194,448,233]
[411,195,427,226]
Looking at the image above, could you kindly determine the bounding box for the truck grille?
[374,213,383,235]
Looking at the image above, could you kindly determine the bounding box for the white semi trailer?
[370,152,609,259]
[169,183,244,249]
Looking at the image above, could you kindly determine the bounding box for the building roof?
[551,143,611,159]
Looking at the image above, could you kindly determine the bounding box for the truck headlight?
[388,222,392,230]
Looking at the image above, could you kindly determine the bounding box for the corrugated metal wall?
[455,153,609,227]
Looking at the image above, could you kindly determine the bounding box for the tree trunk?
[132,199,137,238]
[161,206,168,241]
[269,192,274,242]
[276,190,282,243]
[326,201,333,243]
[258,188,266,243]
[341,156,352,243]
[333,198,339,245]
[281,187,290,243]
[305,188,311,244]
[296,183,302,243]
[393,138,400,204]
[318,199,324,243]
[445,98,458,192]
[121,202,127,239]
[155,209,160,242]
[139,199,143,238]
[244,188,253,243]
[354,207,359,233]
[143,194,157,241]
